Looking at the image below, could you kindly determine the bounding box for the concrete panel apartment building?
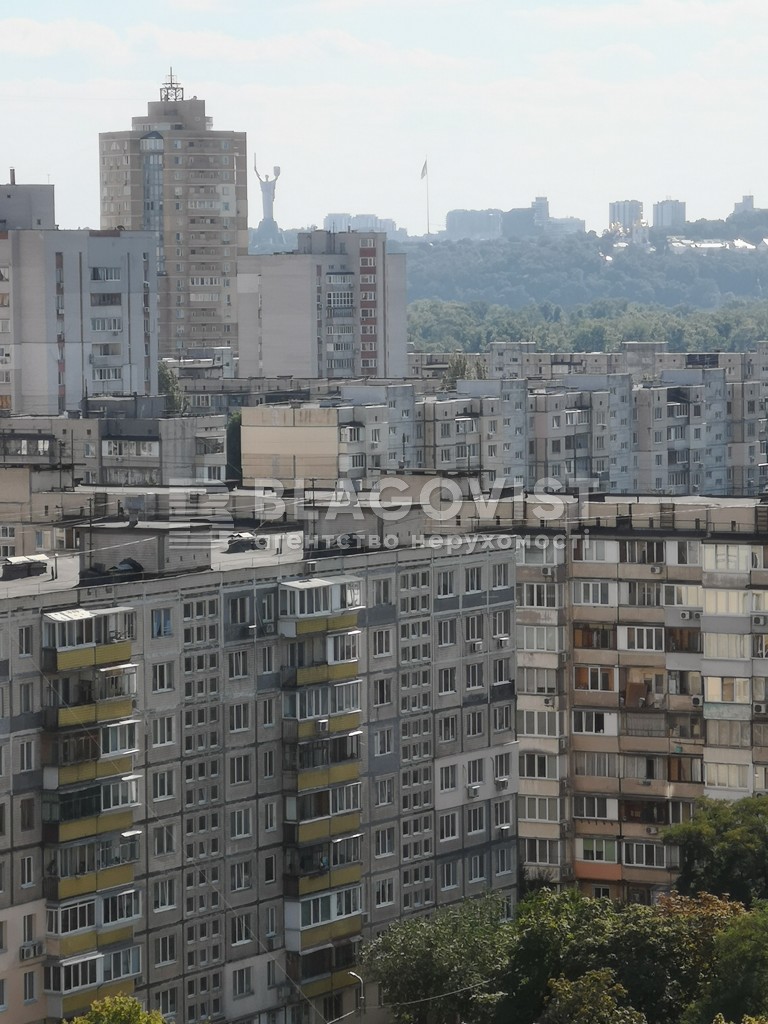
[4,486,768,1019]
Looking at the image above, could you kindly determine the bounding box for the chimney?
[9,168,15,186]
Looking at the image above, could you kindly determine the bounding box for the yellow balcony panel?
[94,640,131,666]
[59,809,134,843]
[300,914,363,950]
[56,862,135,900]
[63,991,99,1018]
[96,696,134,721]
[302,969,358,1000]
[330,812,360,837]
[299,761,360,791]
[58,755,133,787]
[56,648,97,672]
[297,664,332,686]
[327,662,358,682]
[298,721,321,741]
[296,616,332,636]
[98,925,134,947]
[298,818,333,844]
[58,704,97,728]
[60,930,98,957]
[97,980,135,1000]
[326,611,358,631]
[329,711,362,734]
[298,864,361,896]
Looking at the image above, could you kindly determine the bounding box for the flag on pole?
[420,160,428,180]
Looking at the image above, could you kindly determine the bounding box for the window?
[151,608,173,638]
[152,770,174,801]
[153,879,176,911]
[102,889,140,924]
[374,827,395,857]
[229,755,251,785]
[372,578,392,605]
[153,825,175,855]
[468,853,486,882]
[230,860,252,891]
[264,802,277,832]
[152,717,174,746]
[438,619,456,646]
[373,678,392,706]
[438,668,456,694]
[493,562,509,589]
[228,650,248,679]
[467,758,484,785]
[20,855,33,887]
[438,715,457,743]
[20,797,35,831]
[439,765,457,791]
[152,662,174,692]
[372,629,392,657]
[575,665,614,691]
[18,626,32,657]
[437,570,454,596]
[375,877,394,907]
[155,935,176,965]
[580,838,618,863]
[466,710,484,737]
[19,739,34,772]
[330,632,359,663]
[465,567,482,592]
[519,753,555,779]
[374,728,393,756]
[231,912,252,945]
[229,703,250,732]
[375,777,394,806]
[467,805,485,834]
[230,808,252,838]
[23,970,35,1002]
[263,749,275,778]
[439,812,458,841]
[233,967,252,998]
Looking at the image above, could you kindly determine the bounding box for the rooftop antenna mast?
[160,67,184,102]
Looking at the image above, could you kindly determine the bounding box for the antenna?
[160,67,184,102]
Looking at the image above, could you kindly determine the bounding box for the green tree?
[541,969,647,1024]
[70,994,166,1024]
[684,904,768,1024]
[360,893,512,1024]
[664,795,768,905]
[157,360,188,415]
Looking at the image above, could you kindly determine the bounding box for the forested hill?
[407,297,768,353]
[402,234,768,309]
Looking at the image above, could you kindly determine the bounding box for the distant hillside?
[403,234,768,310]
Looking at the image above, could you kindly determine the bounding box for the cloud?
[0,17,131,59]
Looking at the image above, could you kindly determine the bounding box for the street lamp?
[348,972,365,1017]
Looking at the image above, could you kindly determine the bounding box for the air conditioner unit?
[646,827,659,835]
[263,622,276,635]
[693,611,701,620]
[541,567,553,577]
[497,636,510,649]
[306,560,317,573]
[559,652,568,665]
[754,615,767,627]
[316,719,329,733]
[691,695,703,708]
[680,611,690,620]
[19,944,36,960]
[755,702,768,715]
[495,777,509,791]
[471,641,483,653]
[265,936,275,951]
[467,784,479,798]
[650,565,663,574]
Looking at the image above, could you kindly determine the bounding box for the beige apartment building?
[238,230,407,380]
[99,71,248,358]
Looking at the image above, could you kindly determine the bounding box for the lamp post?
[348,972,365,1017]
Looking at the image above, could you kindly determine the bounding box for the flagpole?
[422,157,430,237]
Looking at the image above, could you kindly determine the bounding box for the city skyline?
[4,0,768,237]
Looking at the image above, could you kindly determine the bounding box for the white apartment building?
[0,185,157,415]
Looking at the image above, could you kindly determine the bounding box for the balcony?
[42,607,134,673]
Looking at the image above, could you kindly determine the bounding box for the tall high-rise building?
[608,200,643,232]
[653,199,686,231]
[99,70,248,358]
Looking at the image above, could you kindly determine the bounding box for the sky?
[3,0,768,236]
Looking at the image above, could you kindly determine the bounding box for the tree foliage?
[541,969,647,1024]
[664,795,768,906]
[70,994,166,1024]
[359,893,512,1024]
[407,296,768,355]
[684,905,768,1024]
[157,360,188,415]
[404,232,768,312]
